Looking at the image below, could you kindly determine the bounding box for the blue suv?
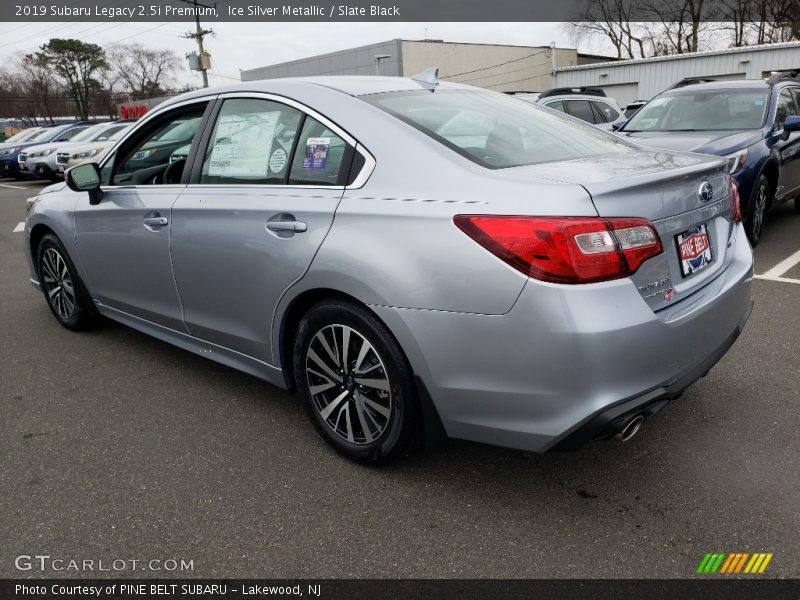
[615,73,800,244]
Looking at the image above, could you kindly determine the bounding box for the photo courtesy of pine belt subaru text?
[23,72,754,465]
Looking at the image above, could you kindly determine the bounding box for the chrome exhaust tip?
[616,415,644,442]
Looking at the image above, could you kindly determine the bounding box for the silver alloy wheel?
[752,182,767,239]
[305,324,392,445]
[41,248,76,320]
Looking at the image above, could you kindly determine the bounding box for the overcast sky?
[0,22,615,86]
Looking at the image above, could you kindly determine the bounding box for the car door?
[771,86,800,198]
[170,95,358,363]
[73,99,212,331]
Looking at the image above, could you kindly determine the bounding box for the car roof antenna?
[411,67,439,90]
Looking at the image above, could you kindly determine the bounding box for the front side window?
[624,89,769,132]
[774,88,798,132]
[201,98,303,185]
[112,104,206,185]
[364,89,632,169]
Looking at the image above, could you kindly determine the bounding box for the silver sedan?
[24,74,753,464]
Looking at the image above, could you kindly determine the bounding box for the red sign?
[119,104,149,120]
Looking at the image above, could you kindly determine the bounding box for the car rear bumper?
[371,223,753,453]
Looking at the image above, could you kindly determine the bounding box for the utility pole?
[181,0,214,88]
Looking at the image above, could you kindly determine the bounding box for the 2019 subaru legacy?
[24,75,753,464]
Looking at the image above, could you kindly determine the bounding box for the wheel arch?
[277,288,376,392]
[276,286,447,447]
[29,223,58,268]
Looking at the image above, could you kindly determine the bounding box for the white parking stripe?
[0,183,29,190]
[759,248,800,279]
[13,222,24,233]
[754,274,800,285]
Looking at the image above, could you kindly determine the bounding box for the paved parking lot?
[1,180,798,579]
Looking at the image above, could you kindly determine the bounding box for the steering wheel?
[163,159,186,185]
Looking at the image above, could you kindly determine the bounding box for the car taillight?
[453,215,663,284]
[730,179,742,223]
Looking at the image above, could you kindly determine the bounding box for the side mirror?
[783,115,800,138]
[66,162,104,205]
[611,119,626,131]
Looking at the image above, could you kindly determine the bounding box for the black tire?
[36,233,98,331]
[794,196,800,215]
[293,299,418,465]
[745,174,770,246]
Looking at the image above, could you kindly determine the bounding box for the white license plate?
[676,224,712,277]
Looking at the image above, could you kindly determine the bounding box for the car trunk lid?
[507,150,735,310]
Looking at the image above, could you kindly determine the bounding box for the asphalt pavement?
[1,180,798,579]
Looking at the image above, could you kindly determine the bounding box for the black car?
[615,73,800,244]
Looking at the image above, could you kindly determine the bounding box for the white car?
[58,124,133,174]
[512,87,624,131]
[20,122,130,181]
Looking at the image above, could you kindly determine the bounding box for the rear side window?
[364,89,632,169]
[592,101,620,122]
[201,98,303,185]
[288,116,352,186]
[564,100,597,124]
[544,100,565,113]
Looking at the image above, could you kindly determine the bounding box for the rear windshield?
[624,89,769,132]
[362,89,633,169]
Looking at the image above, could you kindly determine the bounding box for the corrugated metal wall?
[554,43,800,105]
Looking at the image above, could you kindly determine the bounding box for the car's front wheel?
[745,175,770,245]
[294,300,418,465]
[37,233,98,330]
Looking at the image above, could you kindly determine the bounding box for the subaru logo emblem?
[698,181,714,202]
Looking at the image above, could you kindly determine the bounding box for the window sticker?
[208,112,279,177]
[303,137,330,171]
[269,148,287,174]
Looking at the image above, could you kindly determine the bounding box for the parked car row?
[0,121,134,182]
[517,73,800,244]
[24,72,753,464]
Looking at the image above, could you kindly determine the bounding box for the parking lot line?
[13,222,24,233]
[0,183,29,190]
[759,248,800,279]
[754,274,800,285]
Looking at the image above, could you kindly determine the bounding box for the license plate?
[676,224,712,277]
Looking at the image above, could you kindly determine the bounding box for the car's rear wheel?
[37,233,98,330]
[745,175,770,245]
[293,300,418,465]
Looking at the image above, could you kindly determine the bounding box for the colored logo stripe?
[697,552,773,574]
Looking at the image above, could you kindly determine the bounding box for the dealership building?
[241,39,612,92]
[553,41,800,105]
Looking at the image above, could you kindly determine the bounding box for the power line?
[441,50,548,81]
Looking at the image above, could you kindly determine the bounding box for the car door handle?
[266,220,307,233]
[143,216,168,227]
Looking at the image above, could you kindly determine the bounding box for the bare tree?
[18,52,62,124]
[107,43,183,100]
